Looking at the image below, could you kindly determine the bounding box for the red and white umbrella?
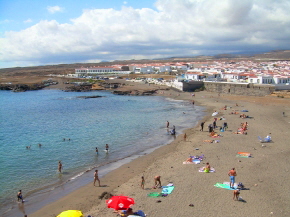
[106,195,135,210]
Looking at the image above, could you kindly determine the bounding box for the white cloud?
[123,1,128,5]
[1,0,290,68]
[24,19,33,23]
[47,6,64,14]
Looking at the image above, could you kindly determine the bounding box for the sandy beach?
[22,80,290,217]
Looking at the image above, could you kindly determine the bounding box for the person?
[94,170,101,187]
[183,133,187,141]
[95,147,98,154]
[166,121,169,128]
[17,190,24,202]
[186,156,193,163]
[282,111,285,117]
[228,168,237,188]
[105,144,109,153]
[223,122,228,131]
[213,120,216,129]
[233,189,240,201]
[192,100,195,105]
[141,176,145,189]
[154,176,161,188]
[58,161,62,173]
[38,143,42,147]
[114,208,134,217]
[204,162,211,173]
[200,122,205,131]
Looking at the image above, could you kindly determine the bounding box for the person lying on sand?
[186,156,193,163]
[203,140,214,143]
[114,208,134,217]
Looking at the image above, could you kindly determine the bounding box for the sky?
[1,0,290,69]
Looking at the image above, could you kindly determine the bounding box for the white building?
[75,67,130,77]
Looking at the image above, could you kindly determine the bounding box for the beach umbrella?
[106,195,135,210]
[57,210,83,217]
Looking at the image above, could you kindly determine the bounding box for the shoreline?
[6,80,290,217]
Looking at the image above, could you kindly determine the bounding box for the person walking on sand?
[141,176,145,189]
[58,161,62,173]
[233,189,240,201]
[184,133,187,141]
[17,190,24,202]
[94,170,101,187]
[200,122,205,131]
[166,121,169,128]
[228,168,237,188]
[154,176,161,188]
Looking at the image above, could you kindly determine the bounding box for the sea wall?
[182,81,204,92]
[204,82,275,96]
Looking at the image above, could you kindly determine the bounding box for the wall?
[182,81,204,92]
[204,82,275,96]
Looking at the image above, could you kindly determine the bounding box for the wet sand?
[24,81,290,217]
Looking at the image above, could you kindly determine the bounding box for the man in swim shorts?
[17,190,24,202]
[105,144,109,152]
[228,168,237,188]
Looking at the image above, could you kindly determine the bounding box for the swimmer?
[95,147,98,154]
[105,144,109,153]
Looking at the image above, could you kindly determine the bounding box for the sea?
[0,89,205,216]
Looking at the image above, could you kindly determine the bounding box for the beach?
[21,81,290,217]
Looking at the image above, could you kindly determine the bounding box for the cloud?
[24,19,33,23]
[47,6,64,14]
[1,0,290,68]
[123,1,128,4]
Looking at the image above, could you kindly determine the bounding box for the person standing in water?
[93,170,101,187]
[166,121,170,128]
[105,144,109,153]
[17,190,24,202]
[58,161,62,173]
[95,147,98,154]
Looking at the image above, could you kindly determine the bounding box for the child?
[141,176,145,189]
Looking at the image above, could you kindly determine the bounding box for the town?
[72,60,290,92]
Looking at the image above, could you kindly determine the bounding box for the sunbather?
[203,140,214,143]
[186,156,193,163]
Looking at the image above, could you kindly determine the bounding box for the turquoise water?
[0,89,204,215]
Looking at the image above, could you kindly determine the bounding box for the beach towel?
[236,152,252,158]
[223,181,238,188]
[199,167,215,172]
[161,186,175,194]
[147,192,161,198]
[258,136,271,143]
[214,182,237,190]
[241,110,248,112]
[212,112,218,116]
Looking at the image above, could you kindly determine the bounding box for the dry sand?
[26,81,290,217]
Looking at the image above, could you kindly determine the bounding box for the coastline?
[8,80,290,217]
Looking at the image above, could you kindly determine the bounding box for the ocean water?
[0,89,205,215]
